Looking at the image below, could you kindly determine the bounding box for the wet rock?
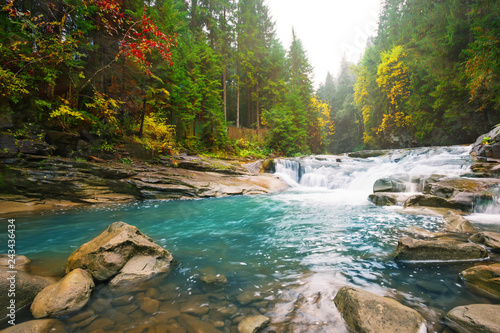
[139,296,160,314]
[0,319,66,333]
[17,140,53,156]
[200,274,228,285]
[180,302,210,316]
[405,227,448,238]
[442,211,477,233]
[237,315,270,333]
[85,317,115,331]
[67,309,95,323]
[66,221,174,281]
[445,304,500,333]
[0,133,18,157]
[109,255,173,287]
[461,263,500,300]
[394,237,488,261]
[0,268,51,318]
[404,194,473,212]
[111,294,134,306]
[469,232,500,250]
[334,286,426,333]
[471,125,500,158]
[348,150,389,158]
[177,314,223,333]
[31,268,94,318]
[369,193,412,206]
[0,254,31,271]
[373,175,408,193]
[236,291,263,305]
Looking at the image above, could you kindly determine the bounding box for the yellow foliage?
[376,45,411,109]
[85,92,122,128]
[311,96,335,141]
[375,112,413,134]
[134,116,177,156]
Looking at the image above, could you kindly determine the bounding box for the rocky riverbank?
[0,153,287,216]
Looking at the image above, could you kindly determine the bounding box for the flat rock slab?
[469,231,500,250]
[446,304,500,333]
[238,315,270,333]
[394,237,488,262]
[66,221,174,281]
[442,210,477,233]
[31,268,94,318]
[461,263,500,300]
[334,286,426,333]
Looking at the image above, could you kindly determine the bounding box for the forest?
[1,0,499,157]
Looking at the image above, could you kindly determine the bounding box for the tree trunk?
[256,80,260,131]
[223,67,227,122]
[236,83,240,128]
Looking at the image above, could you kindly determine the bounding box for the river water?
[1,146,499,332]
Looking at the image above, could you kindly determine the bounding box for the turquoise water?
[2,187,499,332]
[1,146,500,332]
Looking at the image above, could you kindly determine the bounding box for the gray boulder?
[0,319,66,333]
[66,221,174,281]
[333,286,426,333]
[469,231,500,250]
[31,268,94,318]
[238,315,270,333]
[461,263,500,300]
[0,268,51,319]
[445,304,500,333]
[442,211,477,233]
[373,176,409,193]
[394,237,488,261]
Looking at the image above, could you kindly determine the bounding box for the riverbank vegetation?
[1,0,499,158]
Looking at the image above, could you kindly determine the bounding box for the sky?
[265,0,381,88]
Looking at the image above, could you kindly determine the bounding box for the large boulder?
[469,232,500,250]
[394,237,488,261]
[0,319,66,333]
[31,268,94,318]
[373,175,409,193]
[461,263,500,300]
[471,124,500,159]
[0,254,31,271]
[238,315,270,333]
[109,254,173,286]
[445,304,500,333]
[404,194,472,212]
[66,221,174,281]
[442,211,477,233]
[0,268,51,319]
[333,286,426,333]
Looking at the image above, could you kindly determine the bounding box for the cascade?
[275,146,472,193]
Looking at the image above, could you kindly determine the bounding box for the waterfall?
[275,146,472,193]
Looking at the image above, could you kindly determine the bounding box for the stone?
[469,231,500,250]
[180,302,210,316]
[0,133,18,158]
[109,255,173,286]
[140,296,160,314]
[404,194,472,212]
[177,314,223,333]
[0,319,66,333]
[200,274,228,285]
[394,237,488,261]
[260,159,276,173]
[445,304,500,333]
[405,227,448,238]
[0,268,51,319]
[334,286,426,333]
[236,291,263,305]
[368,193,397,206]
[85,317,115,331]
[442,210,477,233]
[373,176,408,193]
[31,268,94,318]
[66,221,174,281]
[461,263,500,300]
[17,140,53,156]
[0,254,31,271]
[237,315,270,333]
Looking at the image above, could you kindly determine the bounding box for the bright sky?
[265,0,381,88]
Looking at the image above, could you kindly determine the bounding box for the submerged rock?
[200,273,228,285]
[238,315,270,333]
[177,314,223,333]
[31,268,94,318]
[469,231,500,250]
[66,221,174,281]
[461,263,500,300]
[0,268,51,319]
[333,286,426,333]
[442,211,477,233]
[0,319,66,333]
[394,237,488,261]
[0,254,31,271]
[445,304,500,333]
